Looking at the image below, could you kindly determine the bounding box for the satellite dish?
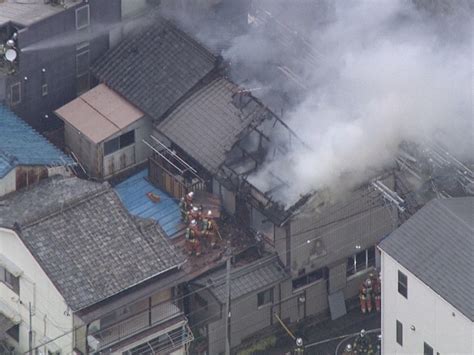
[5,49,17,62]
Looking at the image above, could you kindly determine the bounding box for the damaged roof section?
[157,77,273,174]
[0,176,184,311]
[92,14,217,122]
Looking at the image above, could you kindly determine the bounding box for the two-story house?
[56,10,218,180]
[379,197,473,355]
[0,0,121,132]
[0,176,193,354]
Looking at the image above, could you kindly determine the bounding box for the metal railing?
[88,300,183,350]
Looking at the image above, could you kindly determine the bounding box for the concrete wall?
[0,228,73,353]
[381,252,474,355]
[4,0,121,132]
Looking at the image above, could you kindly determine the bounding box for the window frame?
[398,270,408,298]
[76,50,90,77]
[396,320,403,346]
[346,246,376,277]
[0,266,20,295]
[103,130,136,156]
[10,82,21,105]
[424,342,434,355]
[257,288,273,307]
[292,267,328,291]
[42,83,48,97]
[6,324,19,342]
[75,5,90,30]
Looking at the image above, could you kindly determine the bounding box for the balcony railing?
[88,300,183,351]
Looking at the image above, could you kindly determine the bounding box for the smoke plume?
[165,0,473,205]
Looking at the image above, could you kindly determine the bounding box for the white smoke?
[164,0,473,204]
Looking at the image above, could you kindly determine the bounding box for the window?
[120,130,135,148]
[292,267,328,290]
[10,82,21,105]
[424,342,434,355]
[0,266,20,295]
[257,288,273,307]
[76,5,90,30]
[396,320,403,345]
[6,324,19,342]
[347,246,376,277]
[398,271,408,298]
[76,50,90,77]
[104,130,136,156]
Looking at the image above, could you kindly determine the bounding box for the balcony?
[88,300,190,353]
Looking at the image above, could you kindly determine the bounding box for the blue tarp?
[114,169,182,238]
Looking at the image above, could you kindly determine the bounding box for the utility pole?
[28,302,33,355]
[224,255,232,355]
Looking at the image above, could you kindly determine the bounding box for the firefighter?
[294,337,304,354]
[363,277,373,313]
[353,329,374,355]
[359,284,367,314]
[201,210,218,247]
[342,343,354,355]
[371,273,381,313]
[190,205,203,222]
[185,219,201,256]
[179,191,194,222]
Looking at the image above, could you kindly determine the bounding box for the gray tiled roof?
[193,255,289,303]
[379,197,474,321]
[92,14,216,121]
[1,177,184,311]
[157,77,273,173]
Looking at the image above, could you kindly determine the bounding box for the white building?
[379,197,474,355]
[0,176,191,354]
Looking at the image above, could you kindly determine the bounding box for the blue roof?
[114,169,183,238]
[0,105,74,178]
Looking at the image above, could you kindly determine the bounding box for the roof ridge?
[22,182,110,228]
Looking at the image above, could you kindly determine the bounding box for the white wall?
[0,168,16,197]
[0,228,73,354]
[381,251,474,355]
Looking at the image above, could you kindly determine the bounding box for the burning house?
[44,1,472,352]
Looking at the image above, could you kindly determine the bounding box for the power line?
[27,182,408,353]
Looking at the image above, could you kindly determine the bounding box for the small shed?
[55,84,151,179]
